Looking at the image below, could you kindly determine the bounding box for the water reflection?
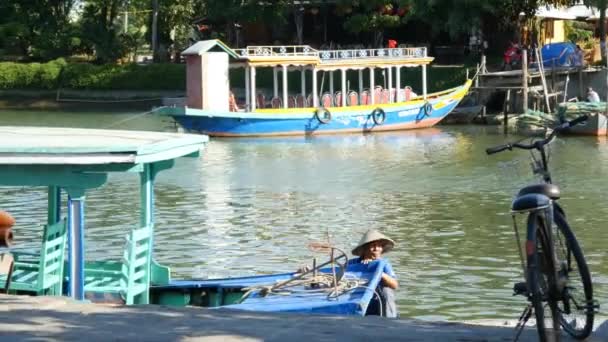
[0,111,607,321]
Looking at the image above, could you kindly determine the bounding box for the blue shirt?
[348,257,397,279]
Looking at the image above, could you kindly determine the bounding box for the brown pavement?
[1,294,607,341]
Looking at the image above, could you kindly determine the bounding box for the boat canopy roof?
[181,40,433,69]
[232,45,434,69]
[0,126,208,189]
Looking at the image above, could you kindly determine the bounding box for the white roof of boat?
[0,126,208,165]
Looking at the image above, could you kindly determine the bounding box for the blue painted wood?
[151,260,388,316]
[163,81,471,137]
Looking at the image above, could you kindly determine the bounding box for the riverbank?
[1,294,606,341]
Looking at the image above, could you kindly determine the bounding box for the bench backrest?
[38,219,67,291]
[120,225,152,302]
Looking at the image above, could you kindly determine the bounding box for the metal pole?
[388,67,393,103]
[245,66,250,110]
[422,64,428,100]
[358,69,363,101]
[301,68,306,98]
[396,66,401,102]
[329,71,334,98]
[341,69,346,107]
[522,50,528,113]
[370,67,375,104]
[273,67,278,98]
[312,68,318,107]
[282,64,288,109]
[251,66,256,111]
[68,195,85,300]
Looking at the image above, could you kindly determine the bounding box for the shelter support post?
[283,65,288,109]
[67,190,85,300]
[396,66,401,102]
[422,64,427,100]
[273,67,278,99]
[388,67,393,103]
[312,69,318,107]
[301,68,306,98]
[47,186,61,225]
[341,69,346,107]
[250,66,256,111]
[329,71,334,100]
[358,70,363,101]
[245,66,250,111]
[370,67,375,104]
[138,163,155,304]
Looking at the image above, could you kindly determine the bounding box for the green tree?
[80,0,129,63]
[0,0,81,60]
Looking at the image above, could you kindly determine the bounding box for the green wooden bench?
[83,225,152,305]
[0,219,67,295]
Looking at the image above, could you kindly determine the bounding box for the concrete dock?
[1,294,607,341]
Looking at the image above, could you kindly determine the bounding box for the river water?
[1,109,607,322]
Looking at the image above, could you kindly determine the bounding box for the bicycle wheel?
[527,212,561,342]
[553,210,594,339]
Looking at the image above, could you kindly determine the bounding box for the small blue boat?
[158,40,471,137]
[151,259,388,316]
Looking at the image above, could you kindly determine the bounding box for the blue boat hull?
[161,81,471,137]
[150,260,388,316]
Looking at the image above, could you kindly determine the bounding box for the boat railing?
[234,46,428,62]
[318,47,427,62]
[235,45,319,57]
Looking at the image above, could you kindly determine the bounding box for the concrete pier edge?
[1,294,607,341]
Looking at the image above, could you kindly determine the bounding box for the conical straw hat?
[0,211,15,227]
[351,229,395,256]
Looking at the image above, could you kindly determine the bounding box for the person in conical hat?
[350,229,398,318]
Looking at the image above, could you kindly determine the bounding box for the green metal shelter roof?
[0,126,208,190]
[0,126,208,165]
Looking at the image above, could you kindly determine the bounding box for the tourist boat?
[0,127,391,317]
[157,40,472,137]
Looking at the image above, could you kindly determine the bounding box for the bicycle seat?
[517,184,560,200]
[511,193,551,212]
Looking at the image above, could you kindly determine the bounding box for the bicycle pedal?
[589,299,601,313]
[513,282,528,296]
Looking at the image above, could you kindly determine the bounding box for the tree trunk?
[152,0,159,62]
[293,4,304,45]
[601,6,607,64]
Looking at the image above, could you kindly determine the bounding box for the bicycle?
[486,115,599,341]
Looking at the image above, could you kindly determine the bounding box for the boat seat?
[83,225,152,305]
[348,91,359,106]
[295,94,307,108]
[517,183,560,200]
[360,90,370,105]
[321,93,333,108]
[271,97,282,109]
[0,219,67,295]
[334,91,343,107]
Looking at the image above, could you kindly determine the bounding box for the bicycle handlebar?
[485,115,588,155]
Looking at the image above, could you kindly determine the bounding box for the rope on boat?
[240,272,369,302]
[239,242,370,303]
[56,89,167,103]
[102,106,167,129]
